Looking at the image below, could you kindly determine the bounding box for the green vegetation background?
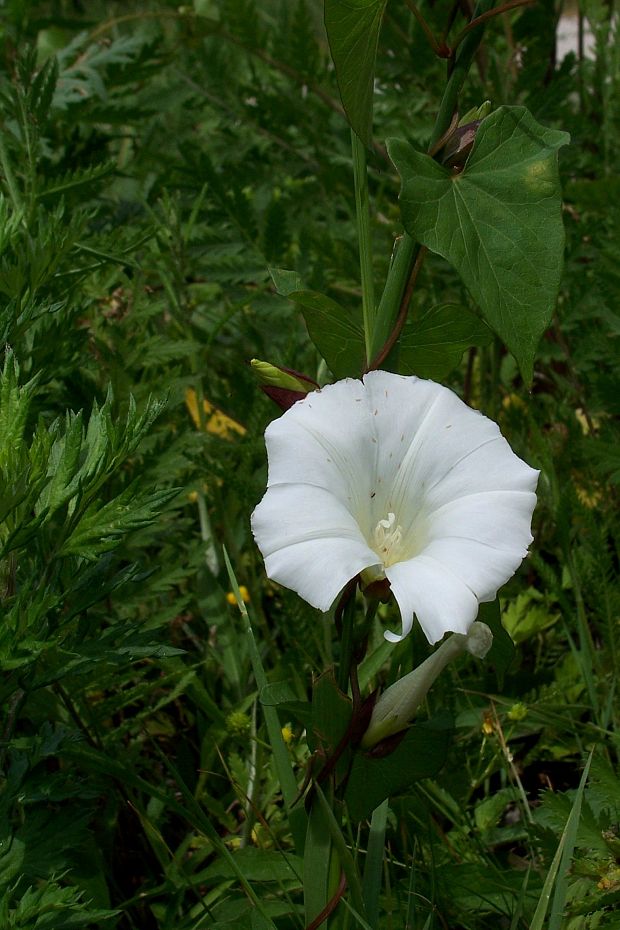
[0,1,618,928]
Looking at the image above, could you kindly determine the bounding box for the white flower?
[251,371,539,644]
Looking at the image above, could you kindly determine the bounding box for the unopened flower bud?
[458,100,492,128]
[361,622,493,749]
[251,359,318,411]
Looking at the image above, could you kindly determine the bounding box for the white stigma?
[373,512,403,566]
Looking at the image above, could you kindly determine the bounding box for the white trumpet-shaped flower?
[251,371,539,644]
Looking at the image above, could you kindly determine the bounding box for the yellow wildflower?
[185,388,246,439]
[502,393,527,412]
[226,586,250,606]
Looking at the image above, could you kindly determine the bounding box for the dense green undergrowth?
[0,1,619,928]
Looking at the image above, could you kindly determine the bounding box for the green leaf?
[324,0,388,144]
[260,680,298,705]
[388,107,570,382]
[260,681,313,728]
[198,847,302,884]
[478,599,515,690]
[531,752,593,930]
[308,670,353,792]
[59,486,178,559]
[270,267,365,377]
[399,303,492,378]
[345,713,452,821]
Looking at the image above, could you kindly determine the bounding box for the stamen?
[373,512,403,566]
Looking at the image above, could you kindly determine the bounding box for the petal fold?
[251,483,379,612]
[385,556,479,644]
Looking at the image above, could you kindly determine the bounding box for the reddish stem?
[451,0,535,50]
[305,871,348,930]
[404,0,451,57]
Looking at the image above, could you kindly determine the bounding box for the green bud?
[507,701,528,721]
[250,359,314,394]
[458,100,492,127]
[226,710,251,736]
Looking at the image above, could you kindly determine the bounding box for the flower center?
[373,512,403,567]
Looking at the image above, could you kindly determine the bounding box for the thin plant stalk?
[351,129,376,364]
[222,547,307,853]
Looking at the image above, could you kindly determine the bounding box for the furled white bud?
[360,622,493,749]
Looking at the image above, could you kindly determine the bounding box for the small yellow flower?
[185,388,246,440]
[575,485,603,509]
[574,407,600,435]
[598,865,620,892]
[502,393,527,412]
[281,725,294,745]
[226,586,250,606]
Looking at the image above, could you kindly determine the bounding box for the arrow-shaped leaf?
[388,107,570,382]
[399,303,492,379]
[324,0,388,144]
[271,267,365,378]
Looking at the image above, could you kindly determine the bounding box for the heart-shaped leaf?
[388,107,570,382]
[399,303,492,379]
[271,267,365,378]
[345,712,452,821]
[324,0,388,144]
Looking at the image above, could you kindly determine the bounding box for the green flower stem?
[362,798,389,928]
[372,0,495,364]
[370,234,416,366]
[337,587,358,693]
[190,374,220,574]
[222,548,307,854]
[430,0,496,151]
[351,129,376,365]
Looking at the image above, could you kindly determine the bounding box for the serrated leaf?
[345,713,452,821]
[30,56,59,124]
[388,107,570,382]
[324,0,388,144]
[38,161,116,200]
[270,267,364,377]
[0,351,35,472]
[35,413,84,516]
[399,303,492,378]
[59,486,178,558]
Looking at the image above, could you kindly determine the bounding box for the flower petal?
[419,537,529,603]
[427,490,537,552]
[362,371,537,540]
[385,555,479,644]
[264,379,374,517]
[251,483,379,612]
